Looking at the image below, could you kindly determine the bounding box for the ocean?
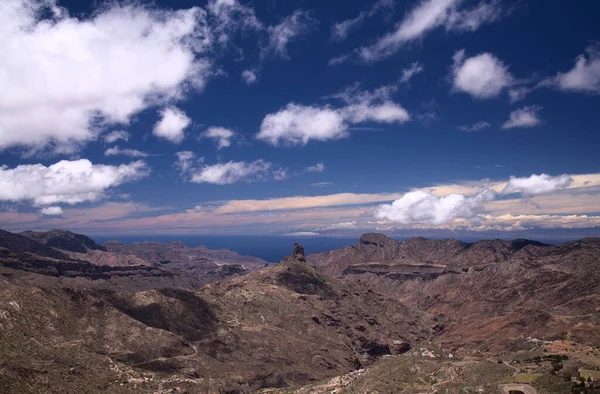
[91,235,360,263]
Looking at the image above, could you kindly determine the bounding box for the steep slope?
[21,230,150,267]
[21,229,107,253]
[0,255,431,393]
[311,234,600,351]
[0,229,71,260]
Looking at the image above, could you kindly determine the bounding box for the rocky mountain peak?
[20,229,106,253]
[359,233,395,247]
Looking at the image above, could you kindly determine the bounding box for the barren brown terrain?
[1,229,599,393]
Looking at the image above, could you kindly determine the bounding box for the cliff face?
[309,233,600,350]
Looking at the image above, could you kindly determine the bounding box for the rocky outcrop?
[21,229,107,253]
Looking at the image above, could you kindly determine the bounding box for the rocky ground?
[1,229,599,393]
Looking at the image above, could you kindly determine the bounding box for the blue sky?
[0,0,599,238]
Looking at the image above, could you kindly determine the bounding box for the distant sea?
[91,235,360,263]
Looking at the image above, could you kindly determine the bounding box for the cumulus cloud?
[153,107,191,143]
[543,45,600,94]
[400,62,424,84]
[452,49,514,99]
[175,152,284,185]
[103,131,129,144]
[0,1,211,153]
[241,69,258,85]
[358,0,503,62]
[459,121,490,132]
[264,10,317,59]
[257,104,347,146]
[374,189,496,225]
[502,106,543,129]
[257,85,409,146]
[503,174,573,196]
[201,127,236,149]
[305,162,325,173]
[104,146,148,158]
[40,206,63,216]
[331,0,394,41]
[0,159,148,206]
[190,160,275,185]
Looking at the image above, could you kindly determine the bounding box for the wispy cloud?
[400,62,424,84]
[458,121,490,132]
[331,0,394,41]
[357,0,504,62]
[263,10,317,59]
[541,44,600,94]
[311,182,333,188]
[104,146,148,158]
[305,162,325,173]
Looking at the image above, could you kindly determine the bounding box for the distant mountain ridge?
[0,229,268,287]
[21,229,107,253]
[307,232,570,276]
[309,233,600,351]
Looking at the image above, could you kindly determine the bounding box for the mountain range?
[0,229,599,393]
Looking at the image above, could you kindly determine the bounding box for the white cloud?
[40,206,63,216]
[458,121,490,132]
[175,151,199,175]
[311,182,332,188]
[331,14,365,42]
[215,192,402,214]
[201,127,236,149]
[305,162,325,173]
[400,62,424,84]
[328,54,352,67]
[241,69,258,85]
[207,0,263,43]
[190,160,275,185]
[374,189,496,225]
[445,0,503,32]
[0,1,210,153]
[104,146,148,158]
[257,86,409,146]
[452,49,514,99]
[502,106,543,129]
[285,232,320,237]
[543,45,600,94]
[103,131,129,144]
[358,0,502,62]
[257,104,347,146]
[264,10,317,59]
[503,174,573,196]
[153,107,191,143]
[0,159,148,206]
[175,152,284,185]
[508,87,532,103]
[331,0,394,41]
